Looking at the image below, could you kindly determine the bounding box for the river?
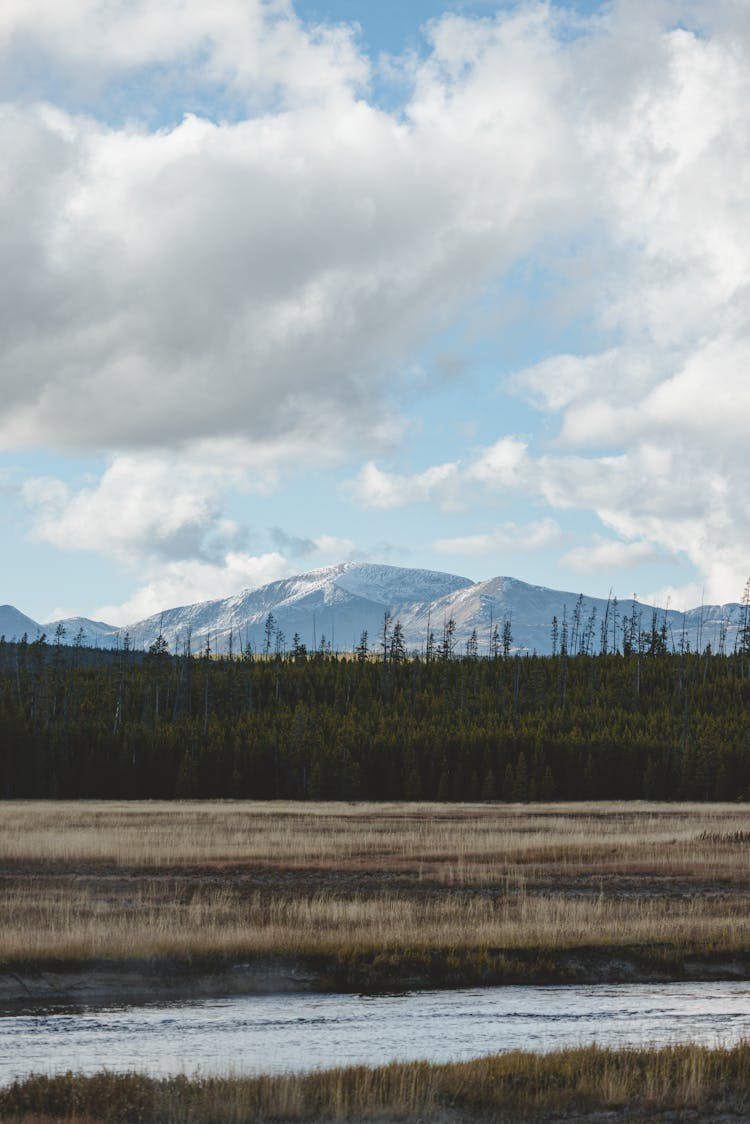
[3,981,750,1085]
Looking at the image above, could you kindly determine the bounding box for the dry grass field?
[2,800,750,966]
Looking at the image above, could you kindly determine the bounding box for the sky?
[1,0,749,625]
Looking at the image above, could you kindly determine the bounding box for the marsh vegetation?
[5,1041,750,1121]
[3,800,750,971]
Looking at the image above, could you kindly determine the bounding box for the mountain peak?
[3,563,746,656]
[0,605,45,640]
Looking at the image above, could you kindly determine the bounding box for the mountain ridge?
[1,562,746,657]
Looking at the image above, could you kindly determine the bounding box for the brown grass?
[5,1041,750,1121]
[3,878,750,962]
[5,799,750,871]
[2,800,750,962]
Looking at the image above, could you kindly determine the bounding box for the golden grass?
[2,880,750,961]
[2,800,750,962]
[4,798,750,873]
[5,1042,750,1121]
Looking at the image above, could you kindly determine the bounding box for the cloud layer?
[0,2,578,455]
[4,0,750,611]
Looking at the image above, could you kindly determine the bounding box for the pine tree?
[381,611,392,663]
[263,613,275,658]
[502,617,513,658]
[466,628,479,660]
[390,620,406,662]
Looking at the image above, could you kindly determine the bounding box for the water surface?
[3,981,750,1086]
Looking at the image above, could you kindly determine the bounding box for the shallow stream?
[4,980,750,1085]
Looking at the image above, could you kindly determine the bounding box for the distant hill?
[0,605,44,642]
[2,562,746,656]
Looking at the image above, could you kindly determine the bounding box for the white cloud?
[528,442,750,604]
[344,437,530,512]
[20,445,360,622]
[640,580,707,614]
[312,534,356,556]
[435,518,561,556]
[514,350,660,424]
[500,4,750,606]
[96,551,291,625]
[562,536,671,575]
[21,450,257,563]
[3,0,750,608]
[466,438,529,487]
[0,1,580,459]
[270,527,356,559]
[344,460,460,510]
[0,1,368,109]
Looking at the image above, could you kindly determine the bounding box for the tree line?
[1,622,750,802]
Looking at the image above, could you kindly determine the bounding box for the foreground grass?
[5,1043,750,1121]
[3,800,750,965]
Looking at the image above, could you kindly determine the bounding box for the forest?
[1,617,749,802]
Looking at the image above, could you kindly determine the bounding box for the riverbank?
[4,800,750,1010]
[5,1042,750,1121]
[4,943,750,1011]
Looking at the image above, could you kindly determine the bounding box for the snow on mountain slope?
[118,565,745,657]
[41,616,123,645]
[0,605,44,641]
[333,562,472,606]
[119,562,472,654]
[0,606,126,646]
[395,576,746,657]
[3,563,747,655]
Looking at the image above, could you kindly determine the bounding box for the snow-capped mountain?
[124,562,474,654]
[2,562,747,656]
[0,605,43,642]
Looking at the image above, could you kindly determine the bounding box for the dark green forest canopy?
[1,633,749,801]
